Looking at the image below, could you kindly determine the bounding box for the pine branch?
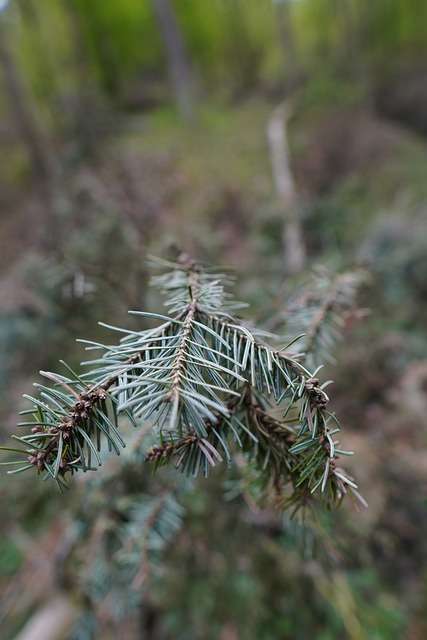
[63,441,189,631]
[1,255,364,510]
[274,266,368,369]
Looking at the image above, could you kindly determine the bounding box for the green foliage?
[276,266,368,370]
[360,207,427,327]
[2,0,427,153]
[73,0,163,98]
[0,538,22,577]
[147,489,404,640]
[2,256,363,513]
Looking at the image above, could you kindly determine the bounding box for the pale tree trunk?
[151,0,195,122]
[0,23,54,188]
[267,103,306,275]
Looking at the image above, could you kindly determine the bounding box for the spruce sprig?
[1,255,364,509]
[275,266,368,369]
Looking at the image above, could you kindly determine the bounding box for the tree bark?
[151,0,195,122]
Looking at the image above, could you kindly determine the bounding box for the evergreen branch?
[1,255,363,510]
[115,492,186,587]
[276,267,367,368]
[67,452,189,630]
[11,376,124,487]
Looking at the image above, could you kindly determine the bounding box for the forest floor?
[2,98,427,271]
[2,97,427,638]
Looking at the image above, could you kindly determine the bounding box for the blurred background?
[1,0,427,638]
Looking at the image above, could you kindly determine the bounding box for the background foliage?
[1,0,427,638]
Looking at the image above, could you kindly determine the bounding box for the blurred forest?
[1,0,427,638]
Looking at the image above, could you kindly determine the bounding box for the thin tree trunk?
[336,0,372,103]
[0,24,54,187]
[274,0,301,90]
[62,0,100,156]
[267,103,306,275]
[151,0,195,122]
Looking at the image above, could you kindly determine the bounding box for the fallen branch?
[267,102,306,275]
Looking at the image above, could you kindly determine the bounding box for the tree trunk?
[335,0,372,102]
[62,0,100,156]
[0,23,54,187]
[151,0,195,122]
[274,0,302,90]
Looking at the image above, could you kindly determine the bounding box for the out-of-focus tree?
[0,13,54,191]
[151,0,195,121]
[60,0,101,157]
[271,0,302,90]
